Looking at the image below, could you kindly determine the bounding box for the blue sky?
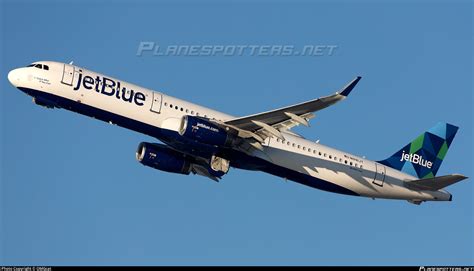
[1,0,472,266]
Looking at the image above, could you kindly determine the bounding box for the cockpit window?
[26,63,49,70]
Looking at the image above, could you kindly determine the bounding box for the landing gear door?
[150,92,163,113]
[373,163,386,187]
[61,64,75,86]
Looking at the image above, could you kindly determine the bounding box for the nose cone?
[8,68,21,87]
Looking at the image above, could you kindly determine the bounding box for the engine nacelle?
[136,142,191,175]
[178,115,238,147]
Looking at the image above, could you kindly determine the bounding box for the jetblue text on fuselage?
[73,72,145,106]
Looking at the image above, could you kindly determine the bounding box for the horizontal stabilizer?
[405,174,468,191]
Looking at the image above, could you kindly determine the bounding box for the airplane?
[7,61,468,205]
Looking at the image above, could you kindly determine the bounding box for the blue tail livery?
[379,122,459,179]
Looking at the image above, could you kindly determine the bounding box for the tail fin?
[378,122,459,179]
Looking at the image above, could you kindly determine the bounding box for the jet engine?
[178,115,238,148]
[136,142,192,175]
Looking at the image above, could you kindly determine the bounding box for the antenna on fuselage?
[315,139,320,144]
[69,61,74,65]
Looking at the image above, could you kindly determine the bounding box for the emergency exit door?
[373,163,386,187]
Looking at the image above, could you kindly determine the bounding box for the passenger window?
[345,160,348,164]
[180,108,183,111]
[318,152,322,156]
[350,162,353,166]
[308,148,311,152]
[324,153,327,157]
[43,65,49,70]
[287,141,290,146]
[164,102,167,106]
[282,140,286,144]
[170,104,173,108]
[175,106,178,110]
[313,150,316,154]
[297,145,300,149]
[292,143,295,147]
[329,155,332,159]
[303,146,306,151]
[191,111,194,115]
[186,109,189,113]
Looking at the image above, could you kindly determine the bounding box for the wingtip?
[340,76,362,97]
[452,174,468,181]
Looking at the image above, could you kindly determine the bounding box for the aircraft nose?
[8,68,21,86]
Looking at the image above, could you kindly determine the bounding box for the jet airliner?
[7,61,468,204]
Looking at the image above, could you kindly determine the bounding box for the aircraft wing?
[225,76,361,132]
[221,77,361,147]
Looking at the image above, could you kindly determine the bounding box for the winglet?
[339,76,362,97]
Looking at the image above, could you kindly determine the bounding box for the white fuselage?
[7,61,451,202]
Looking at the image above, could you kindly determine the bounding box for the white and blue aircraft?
[7,61,468,204]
